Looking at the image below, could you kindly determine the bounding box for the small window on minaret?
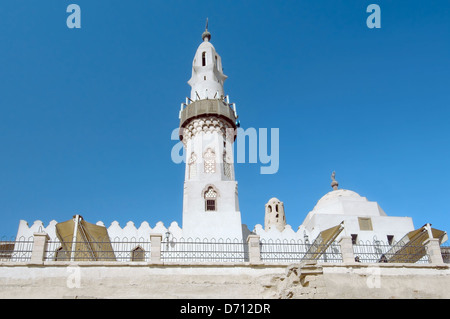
[206,199,215,211]
[204,76,206,81]
[202,52,206,66]
[205,187,217,211]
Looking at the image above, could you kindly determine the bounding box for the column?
[338,236,355,263]
[247,235,261,264]
[150,234,163,263]
[30,232,50,264]
[424,238,444,264]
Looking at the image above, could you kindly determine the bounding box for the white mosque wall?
[107,221,183,241]
[253,224,311,242]
[15,220,58,240]
[303,214,415,244]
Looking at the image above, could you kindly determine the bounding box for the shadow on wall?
[242,224,253,240]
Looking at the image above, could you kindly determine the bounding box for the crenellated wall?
[252,224,320,244]
[15,219,318,243]
[15,219,183,242]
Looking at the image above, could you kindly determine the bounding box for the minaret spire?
[202,18,211,42]
[331,171,339,190]
[188,19,227,101]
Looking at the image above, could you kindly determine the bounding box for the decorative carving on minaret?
[331,171,339,190]
[203,148,216,174]
[188,152,197,179]
[181,116,234,144]
[223,151,232,179]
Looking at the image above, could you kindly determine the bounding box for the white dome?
[301,173,388,232]
[313,189,365,211]
[303,187,386,220]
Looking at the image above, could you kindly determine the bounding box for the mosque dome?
[313,189,366,211]
[303,172,386,226]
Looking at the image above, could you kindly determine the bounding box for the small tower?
[179,22,242,240]
[264,198,286,232]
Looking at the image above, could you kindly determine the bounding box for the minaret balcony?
[179,98,237,141]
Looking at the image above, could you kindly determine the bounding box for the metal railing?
[260,239,342,263]
[2,234,448,265]
[0,236,34,262]
[353,240,430,264]
[161,238,248,263]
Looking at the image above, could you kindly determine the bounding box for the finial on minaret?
[202,18,211,42]
[331,171,339,190]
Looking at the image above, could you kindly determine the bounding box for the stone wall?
[0,261,448,299]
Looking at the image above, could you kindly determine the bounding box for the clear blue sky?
[0,0,449,238]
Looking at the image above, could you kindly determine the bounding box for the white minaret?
[178,21,243,240]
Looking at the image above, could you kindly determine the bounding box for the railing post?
[150,234,163,263]
[338,236,355,263]
[247,235,261,264]
[424,238,444,264]
[30,232,49,264]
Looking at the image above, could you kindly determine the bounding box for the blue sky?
[0,0,449,238]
